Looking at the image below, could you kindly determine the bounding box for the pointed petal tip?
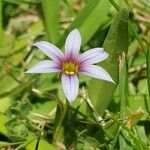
[109,78,116,84]
[25,69,30,73]
[78,48,109,65]
[33,42,39,46]
[79,65,116,84]
[66,97,75,103]
[32,41,64,62]
[33,41,45,47]
[64,92,77,103]
[74,28,80,32]
[25,70,29,73]
[65,28,81,56]
[102,75,116,84]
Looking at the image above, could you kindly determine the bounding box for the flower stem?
[52,99,69,147]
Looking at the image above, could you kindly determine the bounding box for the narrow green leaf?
[78,0,111,45]
[57,0,112,47]
[119,54,128,149]
[89,9,129,115]
[42,0,59,43]
[119,52,127,119]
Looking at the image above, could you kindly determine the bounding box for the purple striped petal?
[65,29,81,56]
[26,60,61,73]
[78,48,108,65]
[79,65,115,83]
[33,41,64,63]
[61,74,79,102]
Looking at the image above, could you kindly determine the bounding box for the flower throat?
[62,61,78,75]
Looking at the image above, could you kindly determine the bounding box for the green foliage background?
[0,0,149,149]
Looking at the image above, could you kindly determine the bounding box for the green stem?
[52,99,69,146]
[119,53,127,119]
[0,0,4,47]
[119,53,128,149]
[146,43,150,100]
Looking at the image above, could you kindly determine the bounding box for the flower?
[26,29,115,102]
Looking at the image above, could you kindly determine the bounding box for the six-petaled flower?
[26,29,115,102]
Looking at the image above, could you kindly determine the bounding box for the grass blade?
[42,0,59,43]
[57,0,112,47]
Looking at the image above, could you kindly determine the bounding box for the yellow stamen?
[62,62,78,75]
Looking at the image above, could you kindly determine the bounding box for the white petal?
[65,29,81,56]
[26,60,61,73]
[33,41,64,62]
[79,65,115,83]
[78,48,108,65]
[61,74,79,102]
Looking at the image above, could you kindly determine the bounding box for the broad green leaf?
[89,9,129,115]
[42,0,59,43]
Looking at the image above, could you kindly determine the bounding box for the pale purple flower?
[26,29,115,102]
